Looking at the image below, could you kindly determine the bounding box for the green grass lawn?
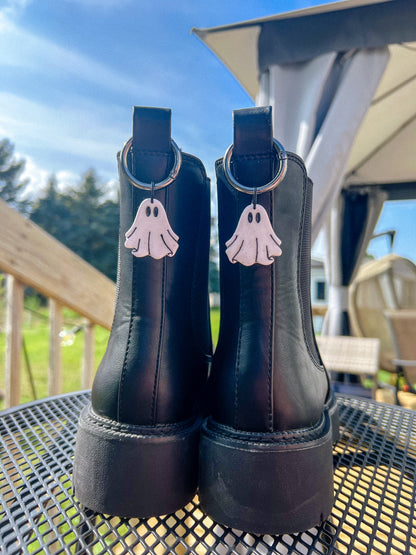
[2,304,394,411]
[0,306,221,410]
[211,306,220,346]
[0,308,110,410]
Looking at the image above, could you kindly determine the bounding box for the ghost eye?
[256,212,261,223]
[248,212,253,223]
[145,206,151,217]
[153,206,159,217]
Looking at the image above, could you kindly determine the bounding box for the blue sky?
[0,0,415,262]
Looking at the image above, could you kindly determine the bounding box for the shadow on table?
[1,394,415,554]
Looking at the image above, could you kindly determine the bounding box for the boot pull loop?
[223,107,286,267]
[121,137,182,191]
[223,138,287,195]
[122,107,180,260]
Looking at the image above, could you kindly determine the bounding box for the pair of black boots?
[73,106,338,535]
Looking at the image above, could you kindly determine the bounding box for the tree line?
[0,138,119,281]
[0,138,220,292]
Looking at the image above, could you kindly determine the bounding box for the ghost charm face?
[225,203,282,266]
[124,198,179,259]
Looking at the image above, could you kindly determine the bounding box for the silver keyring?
[121,137,182,190]
[223,138,288,194]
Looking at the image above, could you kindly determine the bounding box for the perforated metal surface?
[0,393,415,554]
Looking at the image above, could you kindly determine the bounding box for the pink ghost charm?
[124,198,179,259]
[225,203,282,266]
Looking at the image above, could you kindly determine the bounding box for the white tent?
[193,0,416,335]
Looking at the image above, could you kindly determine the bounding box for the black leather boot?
[199,107,338,535]
[73,107,212,518]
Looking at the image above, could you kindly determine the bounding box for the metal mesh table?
[0,392,415,554]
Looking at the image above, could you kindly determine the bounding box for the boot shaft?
[211,107,328,432]
[92,108,212,426]
[74,107,212,519]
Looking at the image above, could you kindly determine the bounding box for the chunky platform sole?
[199,405,337,535]
[73,405,200,518]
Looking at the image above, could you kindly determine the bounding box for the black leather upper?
[209,108,330,433]
[92,109,211,426]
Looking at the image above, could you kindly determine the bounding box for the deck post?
[5,275,24,408]
[49,299,63,396]
[82,321,95,389]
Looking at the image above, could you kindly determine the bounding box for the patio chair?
[383,309,416,410]
[316,335,380,399]
[349,254,416,373]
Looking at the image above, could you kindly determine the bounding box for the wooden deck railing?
[0,199,116,408]
[0,199,330,409]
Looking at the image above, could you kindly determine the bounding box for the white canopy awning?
[193,0,416,336]
[193,0,416,192]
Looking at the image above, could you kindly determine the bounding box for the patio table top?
[0,392,415,555]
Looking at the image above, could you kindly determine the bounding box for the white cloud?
[55,170,79,192]
[0,0,31,19]
[19,153,48,197]
[18,155,79,198]
[0,17,159,100]
[18,154,116,201]
[104,178,119,200]
[0,92,126,166]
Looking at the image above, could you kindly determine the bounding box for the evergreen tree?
[31,169,119,281]
[0,139,29,213]
[67,170,119,280]
[31,175,72,241]
[93,198,119,281]
[65,169,105,262]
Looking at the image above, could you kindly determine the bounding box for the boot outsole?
[73,405,200,518]
[198,399,339,535]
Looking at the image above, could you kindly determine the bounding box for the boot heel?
[73,405,200,518]
[199,412,334,535]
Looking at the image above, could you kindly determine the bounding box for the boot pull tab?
[224,107,287,267]
[122,106,181,260]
